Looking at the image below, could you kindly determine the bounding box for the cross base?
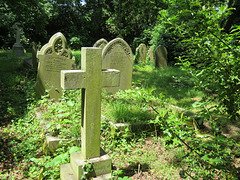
[12,43,25,56]
[60,148,112,180]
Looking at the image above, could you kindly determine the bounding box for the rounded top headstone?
[154,45,167,68]
[102,38,133,60]
[93,38,108,49]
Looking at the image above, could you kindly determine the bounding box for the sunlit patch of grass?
[132,65,204,110]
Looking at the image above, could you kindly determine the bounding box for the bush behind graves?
[177,5,240,121]
[148,1,239,121]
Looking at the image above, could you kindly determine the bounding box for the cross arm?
[61,70,86,89]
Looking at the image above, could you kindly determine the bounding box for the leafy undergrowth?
[0,50,240,179]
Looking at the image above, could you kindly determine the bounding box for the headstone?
[12,22,25,56]
[148,46,155,63]
[93,38,108,49]
[35,32,75,99]
[32,42,38,72]
[154,45,168,68]
[135,43,147,64]
[60,47,120,180]
[102,38,133,94]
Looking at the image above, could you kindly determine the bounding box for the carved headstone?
[102,38,133,94]
[93,38,108,49]
[35,32,75,99]
[154,45,168,68]
[60,47,120,179]
[135,43,147,64]
[12,22,25,56]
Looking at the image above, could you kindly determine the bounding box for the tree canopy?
[0,0,240,50]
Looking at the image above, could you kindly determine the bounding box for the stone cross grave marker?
[135,43,147,64]
[93,38,108,49]
[35,32,75,99]
[102,38,133,94]
[154,45,168,68]
[12,22,25,56]
[60,47,120,180]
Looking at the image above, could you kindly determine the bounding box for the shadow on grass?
[0,132,22,171]
[0,52,36,127]
[116,162,150,177]
[132,66,203,109]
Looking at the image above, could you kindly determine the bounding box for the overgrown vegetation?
[1,1,240,179]
[1,50,239,179]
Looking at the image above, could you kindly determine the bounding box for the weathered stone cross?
[60,47,120,179]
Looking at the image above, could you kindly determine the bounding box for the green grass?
[133,64,204,110]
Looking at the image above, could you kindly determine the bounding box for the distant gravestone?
[154,45,167,68]
[148,46,155,63]
[60,47,120,179]
[102,38,133,94]
[93,38,108,49]
[12,22,25,56]
[35,32,75,99]
[135,43,147,64]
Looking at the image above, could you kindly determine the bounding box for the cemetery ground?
[0,50,240,179]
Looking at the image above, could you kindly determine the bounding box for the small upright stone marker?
[35,32,75,99]
[60,47,120,180]
[93,38,108,49]
[102,38,133,94]
[12,22,25,56]
[148,46,155,63]
[135,43,147,64]
[154,45,168,68]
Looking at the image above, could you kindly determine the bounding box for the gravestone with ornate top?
[60,47,120,180]
[102,38,133,94]
[35,32,75,99]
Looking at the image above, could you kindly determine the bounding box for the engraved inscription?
[45,56,69,72]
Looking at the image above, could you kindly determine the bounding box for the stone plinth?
[12,43,25,56]
[60,148,112,180]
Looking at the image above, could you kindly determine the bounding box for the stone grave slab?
[154,45,168,68]
[60,47,120,180]
[135,43,147,64]
[35,32,75,99]
[102,38,133,94]
[93,38,108,49]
